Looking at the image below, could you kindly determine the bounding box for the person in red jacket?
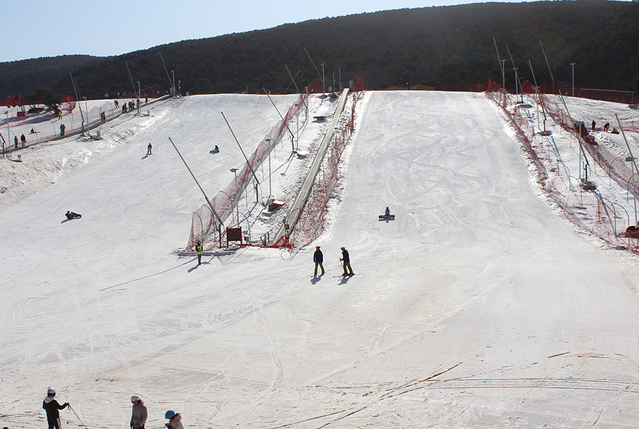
[42,388,69,429]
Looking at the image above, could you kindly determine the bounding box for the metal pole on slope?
[558,93,592,189]
[220,112,260,186]
[126,62,139,108]
[264,88,296,152]
[539,40,555,94]
[506,44,521,103]
[168,136,223,227]
[68,404,86,427]
[529,60,551,135]
[304,47,323,90]
[4,110,9,157]
[159,52,174,96]
[493,37,505,90]
[616,113,639,225]
[285,65,309,113]
[70,73,86,134]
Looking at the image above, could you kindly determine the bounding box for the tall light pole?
[230,168,239,227]
[501,59,506,90]
[3,111,8,156]
[570,63,576,97]
[265,138,272,202]
[321,63,325,94]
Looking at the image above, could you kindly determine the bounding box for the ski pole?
[68,404,86,426]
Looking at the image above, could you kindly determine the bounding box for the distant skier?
[146,143,152,156]
[65,211,81,220]
[340,247,354,276]
[385,207,391,216]
[130,395,147,429]
[165,410,184,429]
[592,120,596,131]
[196,241,203,265]
[313,246,325,276]
[43,388,69,429]
[604,122,610,132]
[60,124,65,136]
[21,134,26,147]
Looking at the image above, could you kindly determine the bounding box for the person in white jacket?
[130,395,147,429]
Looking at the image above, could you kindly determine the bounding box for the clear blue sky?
[4,0,527,63]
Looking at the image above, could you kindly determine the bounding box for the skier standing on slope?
[130,395,147,429]
[340,247,354,276]
[165,410,185,429]
[146,143,152,156]
[313,246,325,276]
[196,241,203,265]
[43,388,69,429]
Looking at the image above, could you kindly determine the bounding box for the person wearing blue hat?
[164,410,184,429]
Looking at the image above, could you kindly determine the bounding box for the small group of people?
[14,134,26,149]
[129,395,185,429]
[313,246,354,277]
[43,389,184,429]
[596,121,619,134]
[122,101,136,113]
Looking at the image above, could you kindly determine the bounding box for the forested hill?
[0,55,108,98]
[3,1,639,99]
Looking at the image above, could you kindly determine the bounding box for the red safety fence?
[486,88,633,249]
[288,87,364,248]
[187,80,322,251]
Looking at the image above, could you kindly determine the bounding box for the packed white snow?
[2,90,639,428]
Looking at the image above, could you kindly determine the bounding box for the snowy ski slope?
[2,91,639,428]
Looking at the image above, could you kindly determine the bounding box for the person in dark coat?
[340,247,354,276]
[43,388,69,429]
[130,395,148,429]
[313,246,325,276]
[65,211,81,220]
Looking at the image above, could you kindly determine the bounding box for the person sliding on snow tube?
[65,211,81,220]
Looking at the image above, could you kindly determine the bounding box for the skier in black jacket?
[340,247,354,276]
[313,246,325,276]
[43,388,69,429]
